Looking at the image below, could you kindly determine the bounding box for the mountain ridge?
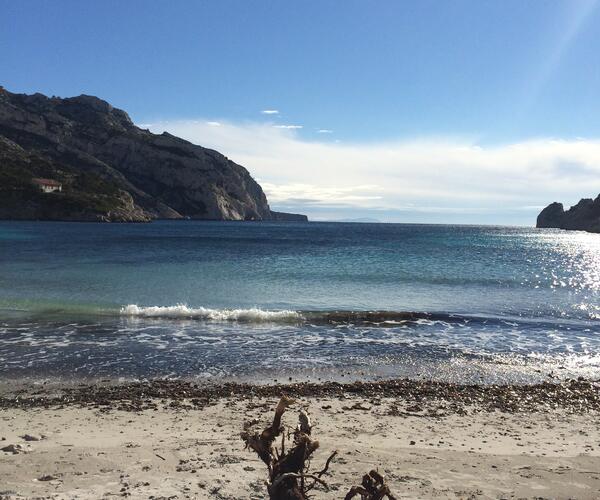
[0,86,307,223]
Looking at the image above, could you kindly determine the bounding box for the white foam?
[120,304,302,322]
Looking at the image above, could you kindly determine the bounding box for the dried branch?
[241,398,396,499]
[241,395,295,466]
[344,469,397,500]
[271,472,329,491]
[305,450,338,492]
[297,409,312,435]
[317,450,338,478]
[241,396,333,499]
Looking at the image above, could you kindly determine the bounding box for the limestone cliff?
[536,195,600,233]
[270,210,310,222]
[0,87,307,222]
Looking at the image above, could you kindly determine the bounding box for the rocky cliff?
[270,210,310,222]
[0,87,307,222]
[536,195,600,233]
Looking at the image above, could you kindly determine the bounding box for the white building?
[32,178,62,193]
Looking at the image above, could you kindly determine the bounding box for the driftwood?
[241,396,336,499]
[241,396,396,499]
[344,469,397,500]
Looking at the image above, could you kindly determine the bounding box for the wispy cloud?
[317,129,333,134]
[144,118,600,224]
[273,124,303,129]
[206,121,221,127]
[261,109,279,115]
[260,183,382,206]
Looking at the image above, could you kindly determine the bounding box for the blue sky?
[3,0,600,223]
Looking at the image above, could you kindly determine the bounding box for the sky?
[2,0,600,224]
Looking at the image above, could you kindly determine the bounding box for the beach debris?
[242,396,399,499]
[344,469,397,500]
[21,433,44,441]
[1,443,31,454]
[241,396,338,499]
[241,396,397,499]
[2,378,600,416]
[37,474,59,481]
[297,409,312,434]
[342,402,371,411]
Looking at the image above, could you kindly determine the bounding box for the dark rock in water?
[536,195,600,233]
[0,86,307,223]
[536,202,566,228]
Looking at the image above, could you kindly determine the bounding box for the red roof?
[32,178,62,187]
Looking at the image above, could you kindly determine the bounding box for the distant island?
[0,86,307,223]
[537,194,600,233]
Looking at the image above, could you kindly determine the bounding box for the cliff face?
[0,87,307,222]
[536,196,600,233]
[270,210,310,222]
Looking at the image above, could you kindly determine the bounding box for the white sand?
[1,396,599,499]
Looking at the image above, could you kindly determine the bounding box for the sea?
[1,220,599,385]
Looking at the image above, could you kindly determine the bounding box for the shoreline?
[2,377,599,414]
[0,217,310,225]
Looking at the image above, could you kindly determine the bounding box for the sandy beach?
[1,379,599,499]
[4,1,600,498]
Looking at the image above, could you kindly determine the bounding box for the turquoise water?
[1,221,599,383]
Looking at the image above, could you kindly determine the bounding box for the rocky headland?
[536,194,600,233]
[0,86,307,223]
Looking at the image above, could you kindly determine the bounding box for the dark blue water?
[1,221,599,384]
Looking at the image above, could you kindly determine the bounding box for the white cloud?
[317,129,333,134]
[261,109,279,115]
[143,118,600,224]
[260,183,383,206]
[206,121,221,127]
[273,124,303,130]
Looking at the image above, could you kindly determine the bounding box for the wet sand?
[1,379,599,499]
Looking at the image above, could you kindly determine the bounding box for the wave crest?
[120,304,303,322]
[119,305,450,325]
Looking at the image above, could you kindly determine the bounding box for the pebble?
[38,474,58,481]
[1,443,29,454]
[21,433,44,441]
[1,378,598,415]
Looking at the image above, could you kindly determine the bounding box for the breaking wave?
[119,305,467,325]
[120,304,303,322]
